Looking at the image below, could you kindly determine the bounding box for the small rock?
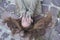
[11,38,15,40]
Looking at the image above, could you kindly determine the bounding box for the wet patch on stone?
[0,38,3,40]
[0,29,2,32]
[1,32,9,38]
[11,38,15,40]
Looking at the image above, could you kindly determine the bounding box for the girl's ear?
[31,19,33,23]
[28,16,33,23]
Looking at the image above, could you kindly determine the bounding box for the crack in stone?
[42,2,60,11]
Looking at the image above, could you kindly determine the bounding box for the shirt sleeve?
[26,0,43,17]
[26,0,38,17]
[15,0,26,18]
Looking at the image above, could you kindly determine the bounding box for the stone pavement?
[0,0,60,40]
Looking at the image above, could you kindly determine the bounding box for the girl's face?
[21,16,33,28]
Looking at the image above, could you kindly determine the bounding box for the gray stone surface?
[0,29,2,32]
[11,38,15,40]
[42,0,60,40]
[1,32,9,38]
[43,0,52,5]
[0,38,3,40]
[55,19,60,33]
[42,6,48,13]
[52,0,60,7]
